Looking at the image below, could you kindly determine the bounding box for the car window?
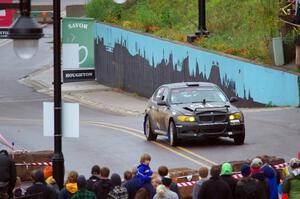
[154,87,169,102]
[154,87,165,102]
[170,86,227,104]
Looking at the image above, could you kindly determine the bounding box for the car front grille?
[198,111,227,123]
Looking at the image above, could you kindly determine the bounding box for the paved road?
[0,25,300,178]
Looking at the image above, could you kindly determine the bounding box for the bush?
[86,0,282,64]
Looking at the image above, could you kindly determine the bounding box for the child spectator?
[87,165,101,191]
[137,153,153,185]
[71,175,96,199]
[59,171,79,199]
[108,173,128,199]
[93,167,112,199]
[122,170,133,186]
[136,154,155,198]
[158,166,181,199]
[192,166,208,199]
[220,163,237,197]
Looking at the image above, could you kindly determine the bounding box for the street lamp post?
[187,0,209,43]
[1,0,127,190]
[52,0,64,190]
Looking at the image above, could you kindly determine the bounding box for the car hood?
[170,102,239,115]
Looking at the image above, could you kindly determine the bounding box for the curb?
[18,65,145,116]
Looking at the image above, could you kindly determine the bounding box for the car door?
[149,87,166,131]
[157,88,170,134]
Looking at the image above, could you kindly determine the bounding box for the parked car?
[143,82,245,146]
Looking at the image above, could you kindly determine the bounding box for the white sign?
[0,10,6,17]
[43,102,79,138]
[62,43,88,69]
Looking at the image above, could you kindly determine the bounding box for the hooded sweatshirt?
[93,178,113,199]
[261,165,278,199]
[137,163,153,185]
[220,163,237,198]
[282,168,300,199]
[235,176,267,199]
[59,183,78,199]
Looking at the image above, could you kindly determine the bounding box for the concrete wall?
[94,23,300,107]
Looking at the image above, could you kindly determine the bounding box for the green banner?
[62,17,95,68]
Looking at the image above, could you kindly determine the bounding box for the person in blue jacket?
[136,153,155,198]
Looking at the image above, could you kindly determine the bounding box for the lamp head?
[8,15,44,59]
[113,0,127,4]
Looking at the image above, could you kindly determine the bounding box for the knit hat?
[77,175,86,190]
[261,165,275,178]
[240,164,251,177]
[290,158,300,169]
[111,173,122,187]
[250,158,263,169]
[162,177,172,187]
[221,163,233,176]
[34,170,45,183]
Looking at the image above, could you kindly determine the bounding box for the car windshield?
[170,86,228,104]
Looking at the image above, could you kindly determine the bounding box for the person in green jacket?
[71,175,96,199]
[282,158,300,199]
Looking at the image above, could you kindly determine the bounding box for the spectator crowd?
[1,150,300,199]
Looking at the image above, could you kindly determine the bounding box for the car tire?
[144,116,157,141]
[168,121,179,146]
[233,133,245,145]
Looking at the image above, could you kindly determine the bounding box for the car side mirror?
[230,97,239,103]
[157,100,167,106]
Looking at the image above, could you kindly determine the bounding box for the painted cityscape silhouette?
[95,38,264,107]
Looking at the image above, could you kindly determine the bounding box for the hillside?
[86,0,282,65]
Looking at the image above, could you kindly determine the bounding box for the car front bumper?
[175,121,245,139]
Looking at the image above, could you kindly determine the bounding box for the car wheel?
[233,133,245,145]
[168,121,179,146]
[144,116,157,141]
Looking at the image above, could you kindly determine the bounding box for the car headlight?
[177,115,196,122]
[229,113,242,120]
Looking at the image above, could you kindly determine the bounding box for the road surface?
[0,25,299,177]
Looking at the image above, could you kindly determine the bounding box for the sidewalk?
[19,65,295,116]
[19,65,148,116]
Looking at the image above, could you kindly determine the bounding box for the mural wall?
[95,23,300,107]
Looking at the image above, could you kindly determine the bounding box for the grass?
[86,0,282,64]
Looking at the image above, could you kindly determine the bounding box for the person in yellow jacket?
[59,171,79,199]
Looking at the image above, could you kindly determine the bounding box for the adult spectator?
[59,171,79,199]
[0,150,16,199]
[220,163,237,198]
[123,166,142,199]
[108,173,128,199]
[199,165,233,199]
[153,177,178,199]
[192,166,208,199]
[250,158,269,198]
[93,166,112,199]
[87,165,101,191]
[71,175,96,199]
[261,164,278,199]
[282,158,300,199]
[26,170,57,199]
[235,164,266,199]
[157,166,181,199]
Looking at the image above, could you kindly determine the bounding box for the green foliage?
[86,0,282,64]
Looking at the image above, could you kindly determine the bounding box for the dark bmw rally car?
[144,82,245,146]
